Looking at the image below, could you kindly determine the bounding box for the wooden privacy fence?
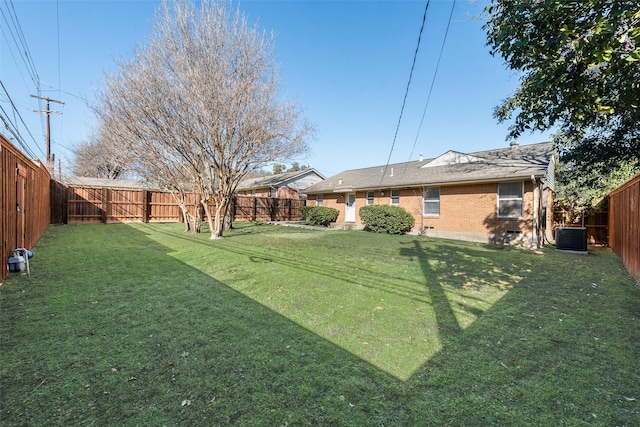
[553,208,609,245]
[233,195,304,221]
[609,173,640,283]
[1,134,51,282]
[51,184,306,224]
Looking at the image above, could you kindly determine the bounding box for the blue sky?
[1,0,552,178]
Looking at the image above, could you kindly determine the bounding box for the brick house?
[236,169,325,199]
[303,141,556,247]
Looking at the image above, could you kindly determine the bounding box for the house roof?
[63,176,161,190]
[303,141,556,194]
[237,168,325,190]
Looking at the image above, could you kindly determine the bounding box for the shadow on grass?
[2,223,639,426]
[144,222,431,302]
[0,224,395,425]
[399,239,523,347]
[141,223,531,380]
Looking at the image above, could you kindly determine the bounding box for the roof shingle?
[304,141,555,193]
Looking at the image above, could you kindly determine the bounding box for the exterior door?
[345,193,356,222]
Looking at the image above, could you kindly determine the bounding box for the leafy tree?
[286,161,309,172]
[272,162,309,174]
[555,131,639,214]
[485,0,640,213]
[95,0,311,239]
[485,0,640,140]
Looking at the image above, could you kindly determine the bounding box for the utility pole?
[30,94,64,164]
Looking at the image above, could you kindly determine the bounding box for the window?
[366,191,374,205]
[498,182,523,218]
[423,187,440,216]
[270,187,277,198]
[390,189,400,205]
[316,194,323,207]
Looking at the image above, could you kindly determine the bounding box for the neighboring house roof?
[303,141,556,194]
[237,169,325,191]
[63,176,161,190]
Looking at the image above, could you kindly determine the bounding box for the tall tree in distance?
[95,0,312,238]
[73,132,128,179]
[287,161,309,172]
[484,0,640,211]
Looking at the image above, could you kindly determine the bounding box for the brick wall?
[312,180,538,239]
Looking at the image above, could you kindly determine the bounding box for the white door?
[345,193,356,222]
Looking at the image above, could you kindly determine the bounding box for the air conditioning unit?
[556,227,587,254]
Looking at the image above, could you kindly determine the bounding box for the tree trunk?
[170,191,195,233]
[210,199,227,239]
[190,210,202,234]
[223,199,233,231]
[179,202,191,232]
[201,198,217,239]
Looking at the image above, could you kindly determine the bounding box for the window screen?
[366,191,374,205]
[498,182,523,218]
[423,187,440,216]
[390,189,400,205]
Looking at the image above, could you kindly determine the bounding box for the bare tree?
[127,133,201,233]
[73,131,128,179]
[95,0,312,238]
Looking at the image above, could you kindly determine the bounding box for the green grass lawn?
[1,222,638,426]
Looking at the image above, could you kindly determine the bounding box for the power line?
[0,24,31,91]
[0,0,40,87]
[0,106,38,158]
[46,89,94,105]
[377,0,430,189]
[407,0,457,162]
[0,0,58,161]
[0,80,45,158]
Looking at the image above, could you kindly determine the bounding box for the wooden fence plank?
[1,134,51,282]
[609,173,640,283]
[60,186,305,225]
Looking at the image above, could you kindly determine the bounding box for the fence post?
[143,190,150,223]
[62,182,68,224]
[231,196,236,222]
[101,188,108,223]
[270,198,275,221]
[252,197,257,222]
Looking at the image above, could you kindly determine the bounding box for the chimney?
[419,152,423,161]
[510,140,520,149]
[390,167,394,177]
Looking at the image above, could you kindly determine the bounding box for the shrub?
[306,206,339,227]
[299,205,312,220]
[359,205,415,234]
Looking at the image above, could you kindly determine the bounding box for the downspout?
[531,175,538,248]
[420,186,424,234]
